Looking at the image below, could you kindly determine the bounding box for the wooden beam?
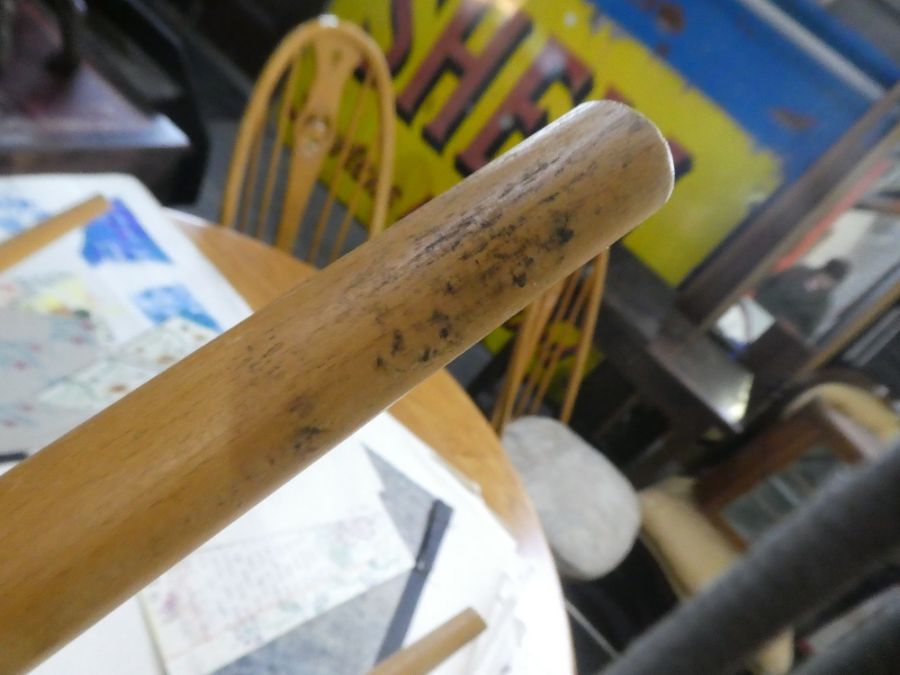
[0,101,673,671]
[0,196,109,272]
[369,608,486,675]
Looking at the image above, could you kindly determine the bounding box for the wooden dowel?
[0,195,109,271]
[369,608,487,675]
[0,101,673,672]
[561,250,609,423]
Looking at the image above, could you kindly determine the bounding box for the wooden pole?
[369,608,486,675]
[0,195,109,272]
[0,101,673,672]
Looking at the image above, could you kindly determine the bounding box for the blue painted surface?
[592,0,894,180]
[82,199,170,266]
[0,196,47,236]
[773,0,900,88]
[132,285,220,332]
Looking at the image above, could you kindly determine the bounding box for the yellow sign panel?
[332,0,781,284]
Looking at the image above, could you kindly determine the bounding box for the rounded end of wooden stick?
[601,100,676,203]
[506,99,675,234]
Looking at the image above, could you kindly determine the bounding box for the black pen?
[375,498,454,662]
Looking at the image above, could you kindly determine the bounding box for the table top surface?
[171,211,574,673]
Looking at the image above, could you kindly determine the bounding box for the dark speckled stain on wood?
[391,329,405,355]
[477,211,502,232]
[556,226,574,245]
[374,142,591,377]
[479,263,501,282]
[520,159,550,186]
[429,310,449,324]
[488,222,518,243]
[288,395,313,417]
[429,310,453,341]
[459,238,489,261]
[549,211,575,247]
[291,425,324,452]
[261,342,283,360]
[407,148,588,283]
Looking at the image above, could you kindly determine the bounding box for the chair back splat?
[221,15,395,266]
[492,250,609,433]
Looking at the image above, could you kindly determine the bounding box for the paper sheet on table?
[140,440,410,675]
[0,175,252,459]
[30,413,530,675]
[360,415,527,675]
[32,436,391,675]
[0,174,251,346]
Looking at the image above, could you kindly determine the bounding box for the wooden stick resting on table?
[369,608,487,675]
[0,101,673,672]
[0,195,109,271]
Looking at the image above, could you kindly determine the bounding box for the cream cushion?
[502,416,640,580]
[640,477,794,675]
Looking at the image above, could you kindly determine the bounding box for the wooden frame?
[694,399,868,548]
[694,111,900,410]
[677,83,900,329]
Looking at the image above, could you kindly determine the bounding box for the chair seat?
[502,416,640,580]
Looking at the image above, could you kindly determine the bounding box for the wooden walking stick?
[0,101,673,672]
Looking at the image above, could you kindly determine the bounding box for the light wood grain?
[175,216,573,673]
[369,608,486,675]
[0,101,673,671]
[0,195,108,272]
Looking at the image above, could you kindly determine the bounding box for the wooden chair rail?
[0,101,673,672]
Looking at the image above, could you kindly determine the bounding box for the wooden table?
[172,212,575,673]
